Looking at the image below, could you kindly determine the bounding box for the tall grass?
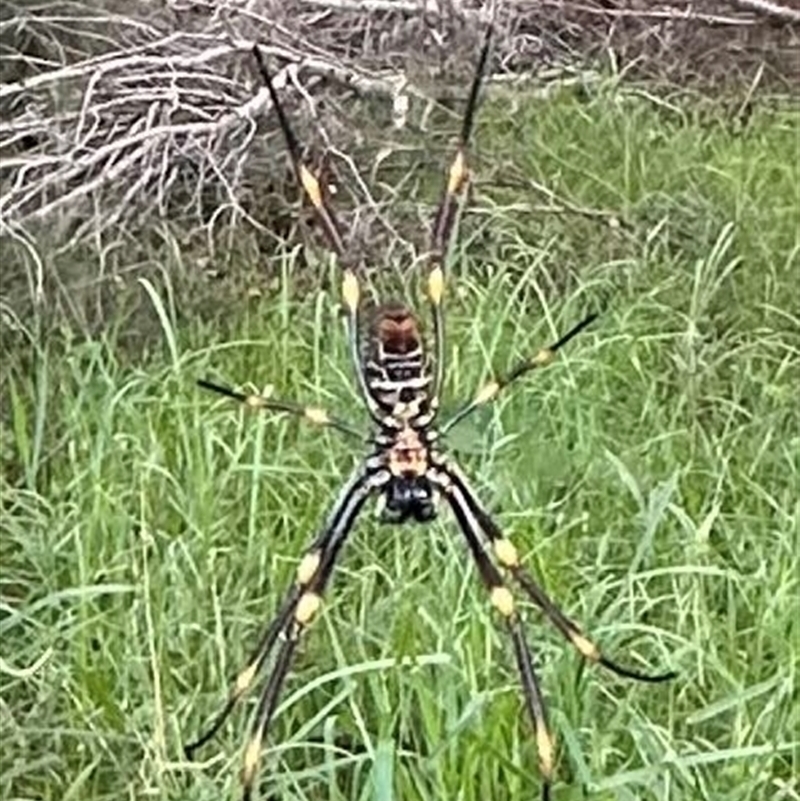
[2,83,798,801]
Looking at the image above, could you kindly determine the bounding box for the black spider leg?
[251,45,382,421]
[441,312,598,434]
[426,25,493,404]
[184,467,387,801]
[444,459,677,683]
[432,468,556,801]
[196,378,364,440]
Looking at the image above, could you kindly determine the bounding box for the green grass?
[2,83,798,801]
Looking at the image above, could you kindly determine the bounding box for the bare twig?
[0,5,414,240]
[727,0,800,24]
[0,0,795,248]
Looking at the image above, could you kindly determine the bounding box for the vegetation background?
[2,2,798,801]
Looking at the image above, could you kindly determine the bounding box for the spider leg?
[183,585,300,759]
[251,46,381,421]
[434,471,555,801]
[427,26,493,403]
[441,312,598,434]
[197,378,364,439]
[184,468,384,801]
[443,461,677,683]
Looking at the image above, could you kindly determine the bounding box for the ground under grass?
[2,81,798,801]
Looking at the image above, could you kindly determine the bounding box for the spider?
[185,27,676,801]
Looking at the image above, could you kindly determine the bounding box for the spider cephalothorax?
[186,26,676,801]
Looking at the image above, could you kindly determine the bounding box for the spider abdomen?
[370,303,422,357]
[365,303,433,414]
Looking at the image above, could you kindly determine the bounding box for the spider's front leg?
[445,461,677,684]
[431,462,676,799]
[431,466,557,800]
[184,468,384,801]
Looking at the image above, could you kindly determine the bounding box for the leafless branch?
[0,0,796,248]
[0,2,419,242]
[727,0,800,24]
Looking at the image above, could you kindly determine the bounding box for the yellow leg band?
[428,265,444,305]
[494,538,519,568]
[295,592,322,625]
[296,551,321,585]
[490,586,515,617]
[342,270,359,312]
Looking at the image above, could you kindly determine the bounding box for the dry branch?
[728,0,800,24]
[0,0,796,247]
[0,7,413,243]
